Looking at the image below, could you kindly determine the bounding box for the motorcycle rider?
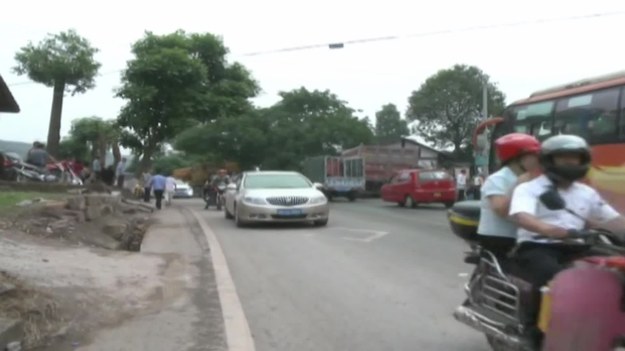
[509,134,625,333]
[205,169,230,209]
[476,133,541,258]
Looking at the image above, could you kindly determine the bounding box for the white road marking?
[191,210,256,351]
[333,227,390,243]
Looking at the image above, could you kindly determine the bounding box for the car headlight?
[243,197,266,205]
[186,188,193,195]
[309,196,327,204]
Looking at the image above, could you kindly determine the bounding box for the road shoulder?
[77,206,228,351]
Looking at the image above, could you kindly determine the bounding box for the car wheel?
[405,195,417,208]
[314,218,329,226]
[347,192,357,202]
[444,201,454,209]
[234,205,247,228]
[225,206,234,219]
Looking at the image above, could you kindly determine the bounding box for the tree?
[13,29,101,157]
[375,103,409,143]
[175,110,271,170]
[151,154,194,175]
[116,30,259,172]
[58,116,118,164]
[175,88,374,170]
[406,64,506,152]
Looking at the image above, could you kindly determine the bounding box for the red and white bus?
[474,71,625,212]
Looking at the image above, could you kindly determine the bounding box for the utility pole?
[476,79,489,176]
[482,80,488,121]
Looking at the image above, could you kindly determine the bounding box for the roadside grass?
[0,191,67,215]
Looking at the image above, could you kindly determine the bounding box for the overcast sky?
[1,0,624,144]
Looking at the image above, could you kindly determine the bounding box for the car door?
[381,172,399,201]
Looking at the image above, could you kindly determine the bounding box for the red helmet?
[494,133,540,163]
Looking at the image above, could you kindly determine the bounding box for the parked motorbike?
[448,193,625,351]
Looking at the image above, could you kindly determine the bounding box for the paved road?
[191,198,489,351]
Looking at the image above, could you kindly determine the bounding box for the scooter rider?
[206,169,230,207]
[509,134,625,329]
[476,133,541,258]
[211,169,230,188]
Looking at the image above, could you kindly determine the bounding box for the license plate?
[434,192,441,197]
[277,209,303,216]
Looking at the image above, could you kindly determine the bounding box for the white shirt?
[473,176,483,187]
[165,177,176,192]
[456,173,467,189]
[509,175,620,244]
[477,167,518,238]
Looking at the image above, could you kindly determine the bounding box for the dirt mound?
[0,195,153,252]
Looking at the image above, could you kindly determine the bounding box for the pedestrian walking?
[148,173,167,210]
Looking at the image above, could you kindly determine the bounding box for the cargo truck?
[301,155,365,201]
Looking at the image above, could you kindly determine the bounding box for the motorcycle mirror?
[539,189,566,211]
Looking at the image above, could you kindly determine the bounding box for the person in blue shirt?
[148,173,167,210]
[476,133,541,257]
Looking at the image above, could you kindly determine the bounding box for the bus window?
[553,88,619,143]
[509,101,554,140]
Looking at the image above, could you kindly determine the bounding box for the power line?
[7,10,625,87]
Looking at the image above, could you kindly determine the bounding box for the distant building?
[0,75,20,113]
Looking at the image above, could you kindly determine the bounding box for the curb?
[190,210,256,351]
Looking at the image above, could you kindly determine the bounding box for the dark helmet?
[539,134,591,182]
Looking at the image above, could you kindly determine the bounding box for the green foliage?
[58,137,89,161]
[406,64,506,152]
[374,103,409,143]
[116,30,259,172]
[151,154,194,175]
[59,116,117,161]
[13,29,101,156]
[13,29,101,94]
[174,87,374,170]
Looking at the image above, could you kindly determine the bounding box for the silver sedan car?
[224,171,329,227]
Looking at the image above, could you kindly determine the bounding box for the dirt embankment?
[0,192,170,350]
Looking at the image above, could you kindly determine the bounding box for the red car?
[381,169,456,208]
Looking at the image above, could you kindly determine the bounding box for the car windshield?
[244,174,311,189]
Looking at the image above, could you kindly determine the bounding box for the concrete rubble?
[0,192,161,349]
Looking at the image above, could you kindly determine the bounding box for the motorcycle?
[204,183,227,210]
[215,183,226,211]
[448,192,625,351]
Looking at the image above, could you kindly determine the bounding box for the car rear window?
[244,174,311,189]
[418,171,451,181]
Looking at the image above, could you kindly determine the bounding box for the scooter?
[215,183,226,211]
[448,190,625,351]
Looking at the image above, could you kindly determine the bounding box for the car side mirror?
[313,182,324,190]
[539,188,566,211]
[226,183,237,191]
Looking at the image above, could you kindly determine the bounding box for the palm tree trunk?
[46,80,65,157]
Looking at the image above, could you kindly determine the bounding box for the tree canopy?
[58,116,120,164]
[116,30,259,172]
[174,87,374,170]
[406,64,506,152]
[13,29,101,157]
[14,28,513,172]
[375,103,409,143]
